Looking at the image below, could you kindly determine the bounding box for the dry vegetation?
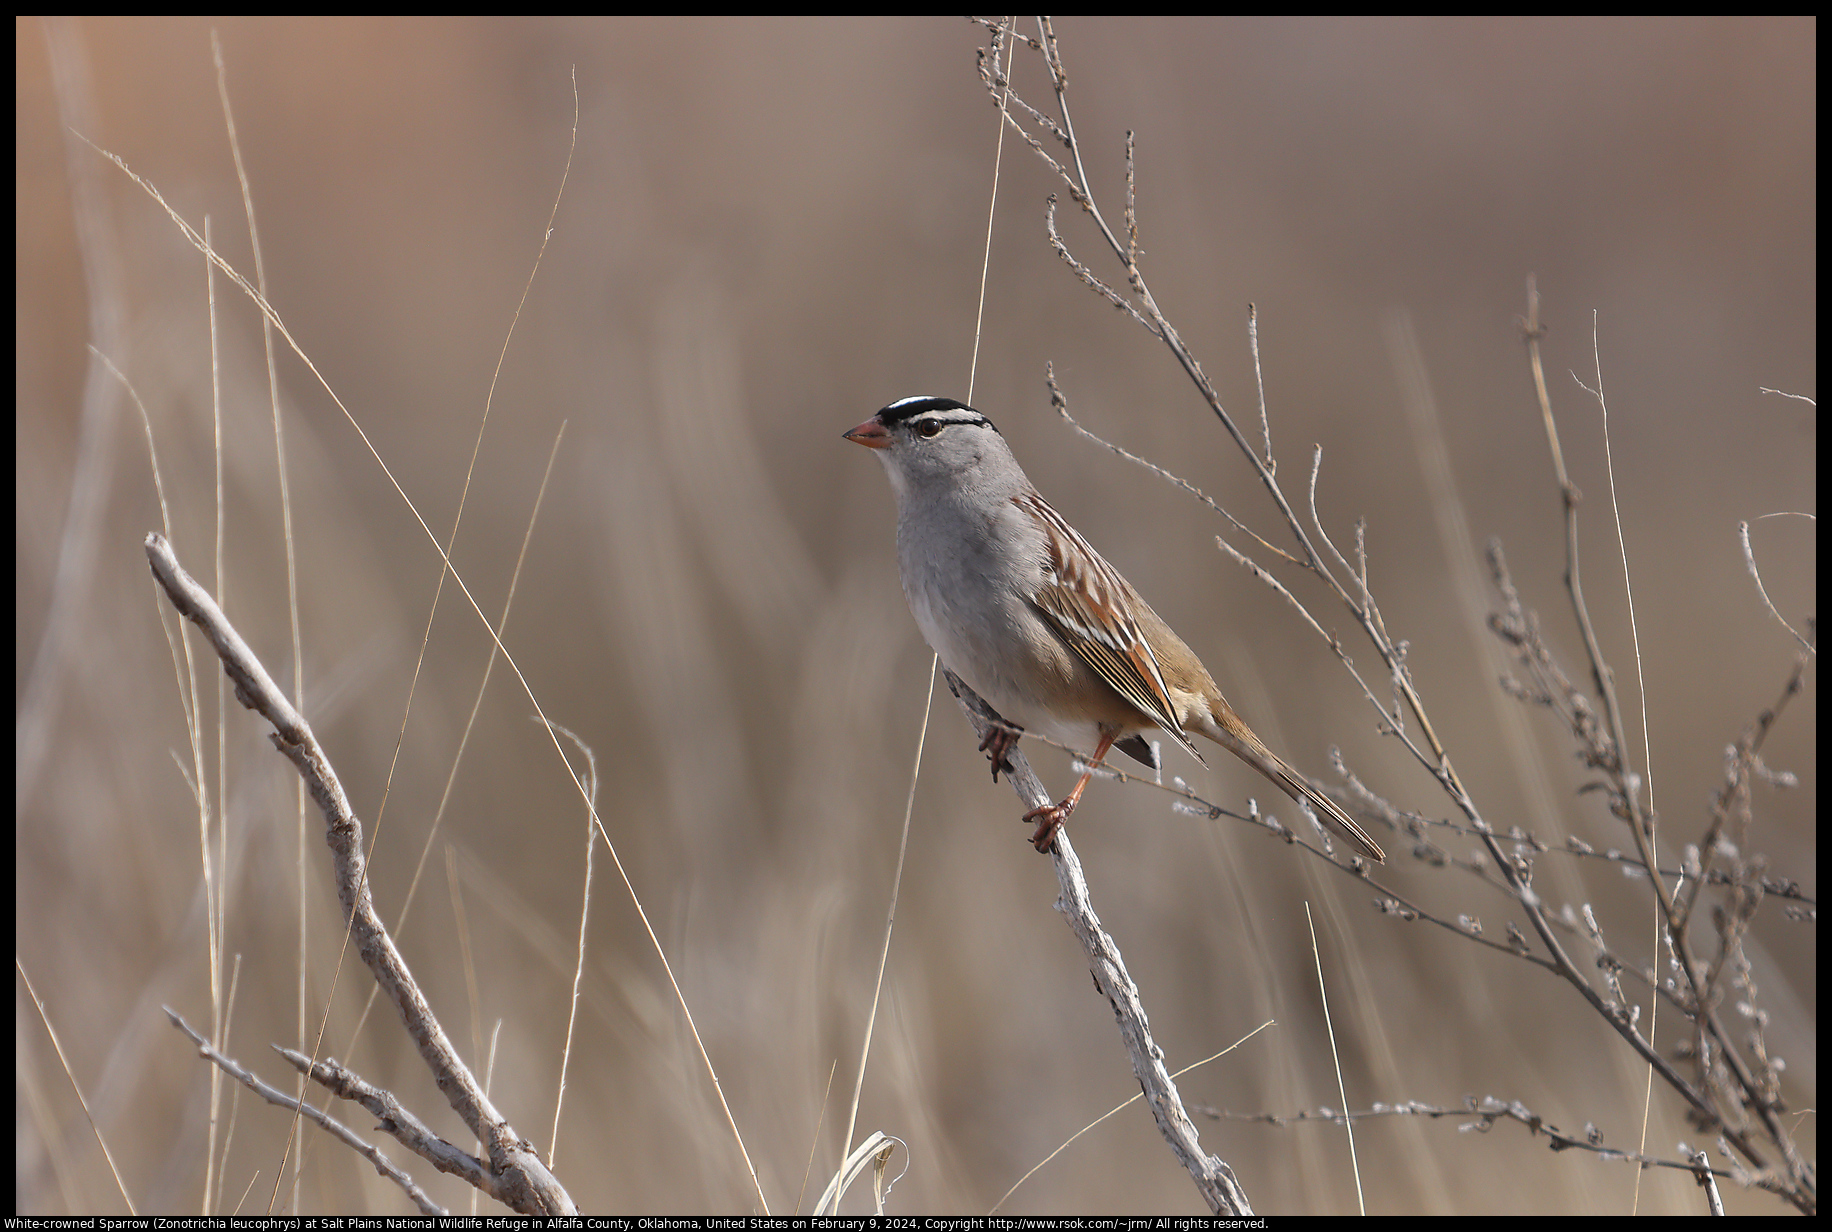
[16,16,1814,1215]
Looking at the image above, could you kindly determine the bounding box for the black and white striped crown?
[877,395,999,433]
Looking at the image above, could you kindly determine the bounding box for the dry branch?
[145,532,575,1216]
[969,18,1813,1214]
[943,669,1253,1216]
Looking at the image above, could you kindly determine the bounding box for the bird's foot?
[979,722,1022,782]
[1022,799,1074,853]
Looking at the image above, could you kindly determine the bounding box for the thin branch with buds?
[1197,1095,1746,1189]
[970,19,1812,1214]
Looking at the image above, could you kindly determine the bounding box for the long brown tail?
[1262,751,1386,863]
[1193,707,1387,863]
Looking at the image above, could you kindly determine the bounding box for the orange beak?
[843,418,891,449]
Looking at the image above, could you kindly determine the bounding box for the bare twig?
[165,1009,447,1216]
[1738,517,1815,654]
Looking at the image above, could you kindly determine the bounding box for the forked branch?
[145,533,574,1216]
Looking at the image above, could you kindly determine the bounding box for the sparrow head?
[844,396,1014,501]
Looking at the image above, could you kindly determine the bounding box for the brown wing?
[1017,491,1201,761]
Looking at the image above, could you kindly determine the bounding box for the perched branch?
[943,669,1252,1216]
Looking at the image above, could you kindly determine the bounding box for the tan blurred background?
[16,16,1814,1216]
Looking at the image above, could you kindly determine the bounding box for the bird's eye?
[914,419,944,438]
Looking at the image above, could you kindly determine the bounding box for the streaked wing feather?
[1021,492,1201,759]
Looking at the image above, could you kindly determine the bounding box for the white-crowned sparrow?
[845,395,1386,862]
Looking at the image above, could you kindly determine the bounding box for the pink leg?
[1023,730,1118,853]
